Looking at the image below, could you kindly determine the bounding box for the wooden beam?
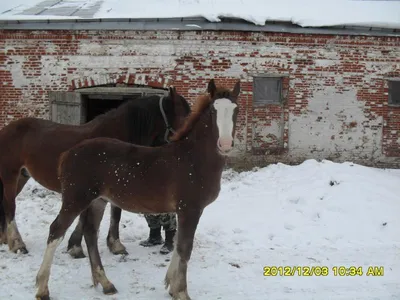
[76,87,168,95]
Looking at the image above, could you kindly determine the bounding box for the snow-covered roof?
[0,0,400,31]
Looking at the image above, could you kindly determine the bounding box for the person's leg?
[139,214,163,247]
[159,213,177,254]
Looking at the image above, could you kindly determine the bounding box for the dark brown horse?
[35,79,241,300]
[0,88,190,257]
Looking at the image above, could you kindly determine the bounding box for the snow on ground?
[1,159,400,299]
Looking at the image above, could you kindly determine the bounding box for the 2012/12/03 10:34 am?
[263,265,385,277]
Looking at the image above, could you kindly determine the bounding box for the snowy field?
[0,159,400,300]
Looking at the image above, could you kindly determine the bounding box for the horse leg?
[66,187,99,260]
[106,204,128,255]
[67,214,86,259]
[2,172,28,254]
[0,176,5,244]
[84,200,117,294]
[0,195,6,245]
[164,209,203,300]
[0,173,27,245]
[35,194,90,299]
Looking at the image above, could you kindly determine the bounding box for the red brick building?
[1,1,400,167]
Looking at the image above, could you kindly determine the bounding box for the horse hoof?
[108,239,129,256]
[0,233,7,244]
[12,246,28,254]
[112,248,129,256]
[68,245,86,259]
[19,247,28,254]
[35,295,50,300]
[171,291,191,300]
[103,284,118,295]
[71,252,86,259]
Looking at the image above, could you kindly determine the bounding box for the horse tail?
[0,177,5,232]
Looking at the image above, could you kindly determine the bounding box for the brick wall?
[1,29,400,167]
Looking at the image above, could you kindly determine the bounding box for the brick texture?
[1,30,400,166]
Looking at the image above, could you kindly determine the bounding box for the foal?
[35,79,241,300]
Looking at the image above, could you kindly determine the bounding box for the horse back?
[0,118,51,162]
[0,117,91,189]
[57,136,222,213]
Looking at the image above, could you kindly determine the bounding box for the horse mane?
[169,94,212,142]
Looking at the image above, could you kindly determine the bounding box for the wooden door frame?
[48,87,168,125]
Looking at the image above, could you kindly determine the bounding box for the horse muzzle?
[217,137,234,154]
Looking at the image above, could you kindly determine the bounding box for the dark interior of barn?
[84,95,135,122]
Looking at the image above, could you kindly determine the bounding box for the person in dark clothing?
[139,213,176,254]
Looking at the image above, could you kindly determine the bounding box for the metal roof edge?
[0,17,399,37]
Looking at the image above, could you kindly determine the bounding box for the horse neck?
[183,108,221,159]
[87,109,128,138]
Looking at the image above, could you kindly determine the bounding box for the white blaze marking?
[213,98,237,145]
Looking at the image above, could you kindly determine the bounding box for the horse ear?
[168,86,180,107]
[207,79,217,98]
[232,80,241,100]
[168,86,176,99]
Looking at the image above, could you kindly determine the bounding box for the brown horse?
[0,88,190,257]
[35,79,241,300]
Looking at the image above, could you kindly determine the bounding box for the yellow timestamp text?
[263,266,384,277]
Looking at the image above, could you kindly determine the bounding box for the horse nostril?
[217,139,222,148]
[217,138,234,154]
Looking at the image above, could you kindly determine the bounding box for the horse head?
[151,87,191,146]
[207,79,240,155]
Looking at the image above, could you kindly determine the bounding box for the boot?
[160,229,176,254]
[139,227,163,247]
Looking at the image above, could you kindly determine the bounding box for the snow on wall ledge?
[0,0,400,30]
[1,29,400,167]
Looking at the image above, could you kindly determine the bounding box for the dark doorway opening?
[83,95,140,123]
[85,98,125,122]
